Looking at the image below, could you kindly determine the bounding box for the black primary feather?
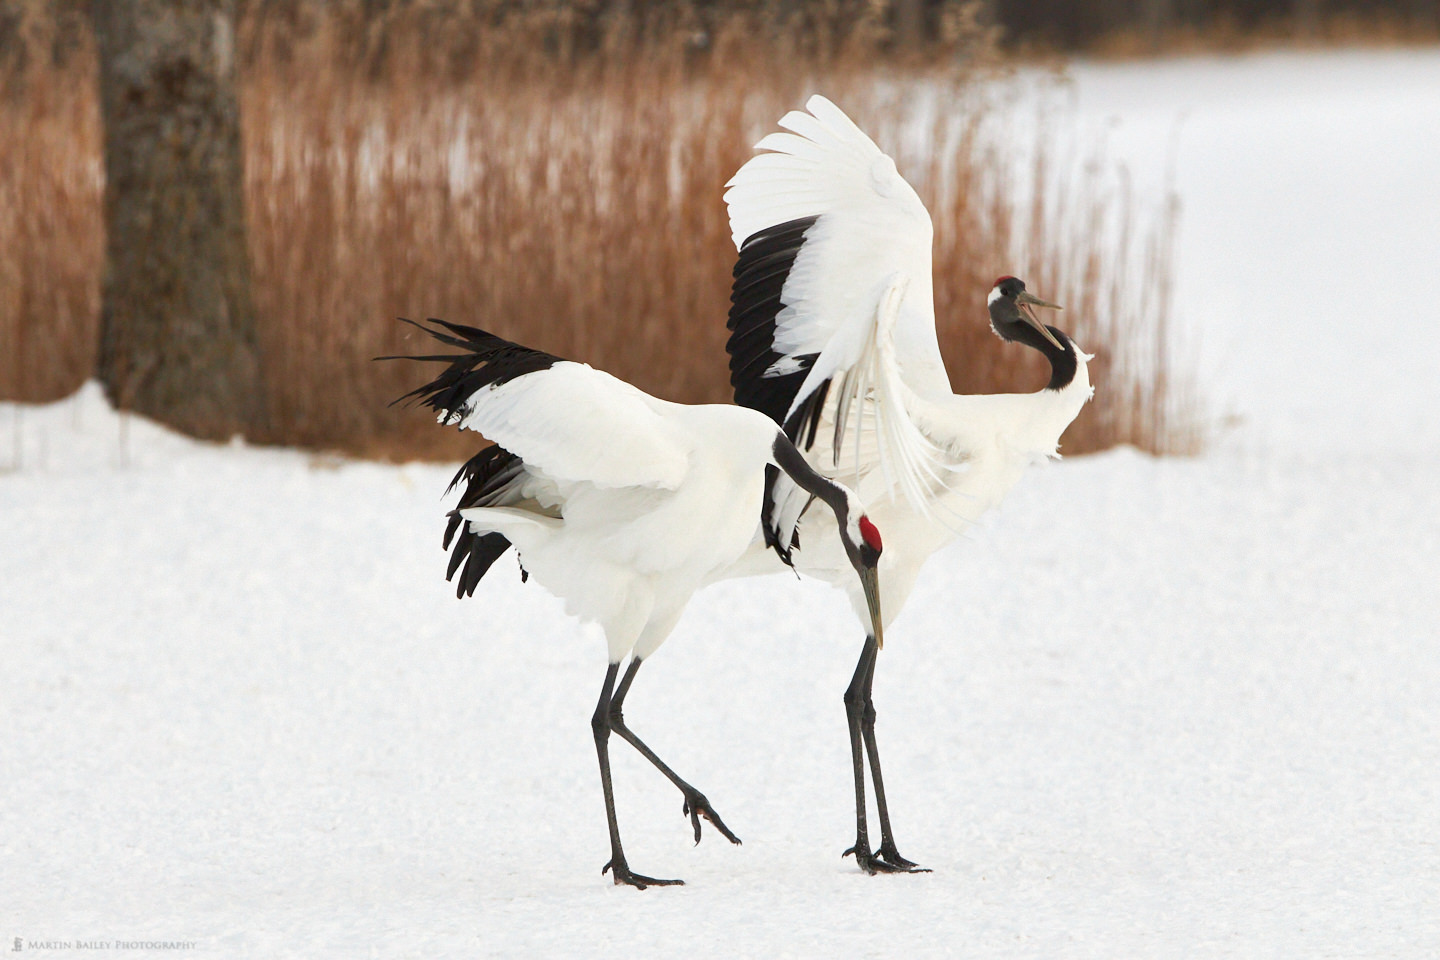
[439,445,526,598]
[760,463,810,569]
[380,318,565,423]
[727,216,822,433]
[786,376,831,454]
[760,463,789,564]
[380,319,565,597]
[730,219,839,560]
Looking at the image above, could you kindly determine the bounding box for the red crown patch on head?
[993,275,1018,288]
[858,516,883,552]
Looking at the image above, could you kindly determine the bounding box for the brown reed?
[0,1,1199,460]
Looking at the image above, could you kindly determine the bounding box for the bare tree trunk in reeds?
[91,0,264,439]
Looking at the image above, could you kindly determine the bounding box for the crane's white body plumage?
[449,361,784,663]
[722,95,1093,631]
[726,377,1091,628]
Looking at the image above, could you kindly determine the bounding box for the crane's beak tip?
[1017,291,1063,311]
[1018,302,1066,351]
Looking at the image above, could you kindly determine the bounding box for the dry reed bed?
[0,6,1198,459]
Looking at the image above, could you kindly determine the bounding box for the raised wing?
[389,319,690,491]
[725,95,953,511]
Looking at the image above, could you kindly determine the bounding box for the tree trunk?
[91,0,263,439]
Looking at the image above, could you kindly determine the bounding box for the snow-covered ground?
[4,49,1439,957]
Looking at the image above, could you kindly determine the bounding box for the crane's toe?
[876,841,930,873]
[682,791,742,845]
[843,845,930,875]
[602,858,684,889]
[843,843,879,875]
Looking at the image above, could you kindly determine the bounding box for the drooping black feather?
[760,463,787,563]
[786,376,831,454]
[380,320,564,598]
[727,216,821,432]
[729,218,838,561]
[380,318,565,424]
[759,462,811,568]
[438,444,528,598]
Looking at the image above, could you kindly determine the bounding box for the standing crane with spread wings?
[721,96,1094,875]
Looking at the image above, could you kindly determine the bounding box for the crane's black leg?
[842,635,880,872]
[592,662,682,889]
[842,635,927,874]
[609,657,741,846]
[858,645,928,873]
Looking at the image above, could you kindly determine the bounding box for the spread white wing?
[725,95,955,513]
[450,361,691,492]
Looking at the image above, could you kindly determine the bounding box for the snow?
[1057,48,1440,455]
[4,49,1440,957]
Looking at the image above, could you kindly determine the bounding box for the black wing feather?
[437,444,530,598]
[381,320,564,598]
[726,216,821,432]
[380,318,565,423]
[729,219,841,563]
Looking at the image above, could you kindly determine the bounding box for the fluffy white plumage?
[392,325,880,663]
[448,363,796,662]
[450,361,690,492]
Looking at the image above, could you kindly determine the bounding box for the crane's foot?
[843,844,930,875]
[876,841,931,873]
[681,790,742,846]
[603,858,684,890]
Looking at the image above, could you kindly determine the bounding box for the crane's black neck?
[994,318,1078,391]
[772,433,846,510]
[766,432,855,567]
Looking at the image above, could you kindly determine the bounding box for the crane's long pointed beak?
[860,564,884,650]
[1017,290,1062,311]
[1016,291,1065,350]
